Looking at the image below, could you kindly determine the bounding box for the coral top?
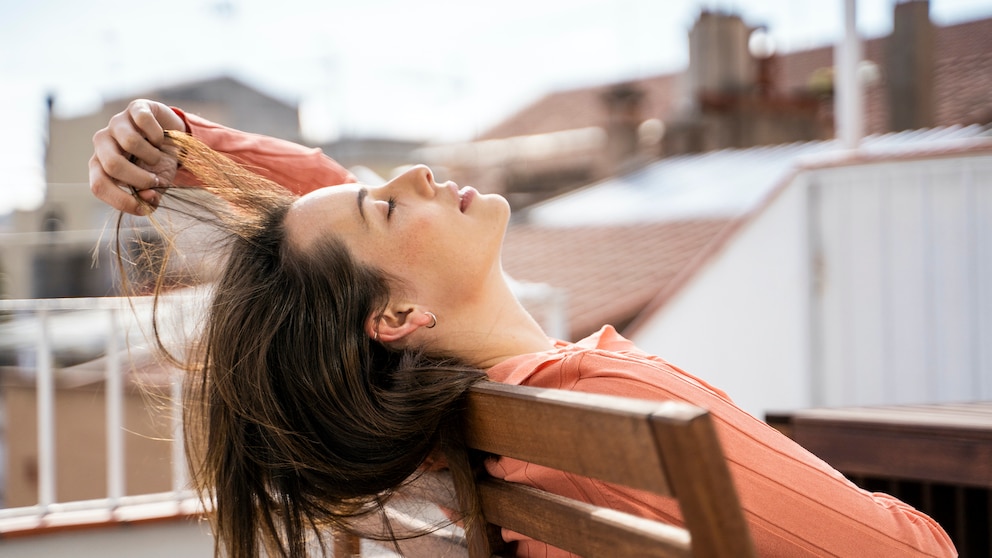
[172,108,956,558]
[174,107,356,194]
[486,326,956,558]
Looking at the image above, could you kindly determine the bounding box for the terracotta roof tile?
[779,17,992,133]
[481,17,992,141]
[503,220,731,340]
[488,17,991,342]
[479,75,680,140]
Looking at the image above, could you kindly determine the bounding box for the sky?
[1,0,991,215]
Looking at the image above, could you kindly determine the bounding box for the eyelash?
[387,197,397,218]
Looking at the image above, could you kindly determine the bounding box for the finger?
[108,110,162,168]
[94,126,163,191]
[137,187,161,210]
[109,148,162,191]
[129,100,168,148]
[89,155,150,215]
[126,99,185,156]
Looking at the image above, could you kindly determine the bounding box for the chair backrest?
[334,381,756,558]
[450,381,757,558]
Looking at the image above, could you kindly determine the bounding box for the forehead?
[284,185,363,249]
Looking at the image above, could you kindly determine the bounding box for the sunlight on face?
[285,166,511,305]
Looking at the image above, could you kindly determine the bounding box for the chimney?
[686,11,757,103]
[887,0,935,131]
[600,82,645,171]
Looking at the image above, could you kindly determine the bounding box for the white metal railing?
[0,282,566,525]
[0,296,193,521]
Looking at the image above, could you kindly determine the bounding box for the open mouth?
[459,187,477,213]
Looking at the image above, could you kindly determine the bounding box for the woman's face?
[284,165,510,305]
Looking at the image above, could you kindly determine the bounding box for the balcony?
[0,296,215,556]
[0,283,569,556]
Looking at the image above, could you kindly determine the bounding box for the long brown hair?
[116,131,485,557]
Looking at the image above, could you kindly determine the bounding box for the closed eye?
[387,196,397,219]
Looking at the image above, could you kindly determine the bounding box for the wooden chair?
[336,382,756,557]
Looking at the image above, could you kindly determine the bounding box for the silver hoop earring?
[373,329,379,341]
[425,312,438,329]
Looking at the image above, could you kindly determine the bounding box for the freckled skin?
[285,165,510,309]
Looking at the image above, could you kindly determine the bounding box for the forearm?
[683,386,957,556]
[571,370,957,556]
[173,108,356,195]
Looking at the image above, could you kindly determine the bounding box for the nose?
[386,164,435,198]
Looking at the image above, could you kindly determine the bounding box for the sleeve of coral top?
[171,107,356,195]
[487,329,957,558]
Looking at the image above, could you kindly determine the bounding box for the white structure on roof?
[526,126,988,226]
[527,126,992,419]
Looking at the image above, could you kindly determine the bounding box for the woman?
[90,99,956,557]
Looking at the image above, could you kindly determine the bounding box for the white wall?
[631,152,992,418]
[809,155,992,406]
[631,178,812,419]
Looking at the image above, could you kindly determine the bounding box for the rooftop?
[502,125,992,340]
[481,17,992,142]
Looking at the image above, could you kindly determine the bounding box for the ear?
[366,304,436,344]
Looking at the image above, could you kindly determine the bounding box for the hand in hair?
[89,99,187,215]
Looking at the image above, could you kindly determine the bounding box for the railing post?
[106,307,125,508]
[36,308,55,513]
[0,295,203,522]
[171,372,187,497]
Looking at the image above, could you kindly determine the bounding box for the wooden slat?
[344,382,757,557]
[650,409,756,558]
[465,382,757,558]
[465,382,675,495]
[792,418,992,488]
[772,401,992,555]
[889,402,992,418]
[790,405,992,432]
[478,478,692,558]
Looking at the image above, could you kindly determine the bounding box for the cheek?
[374,220,439,274]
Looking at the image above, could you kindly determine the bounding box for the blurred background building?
[1,0,991,555]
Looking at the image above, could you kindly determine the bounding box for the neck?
[438,273,556,370]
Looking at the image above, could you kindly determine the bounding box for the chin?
[492,194,512,220]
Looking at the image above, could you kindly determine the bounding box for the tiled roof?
[484,15,992,343]
[778,17,992,134]
[932,19,992,126]
[503,125,991,340]
[502,220,731,340]
[479,74,681,140]
[480,17,992,141]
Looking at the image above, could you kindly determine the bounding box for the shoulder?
[489,326,732,403]
[486,325,647,386]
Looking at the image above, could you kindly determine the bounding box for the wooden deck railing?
[767,402,992,557]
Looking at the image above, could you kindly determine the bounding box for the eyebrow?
[356,187,368,226]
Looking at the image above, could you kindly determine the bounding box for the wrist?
[169,106,192,134]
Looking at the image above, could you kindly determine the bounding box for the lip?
[459,186,477,213]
